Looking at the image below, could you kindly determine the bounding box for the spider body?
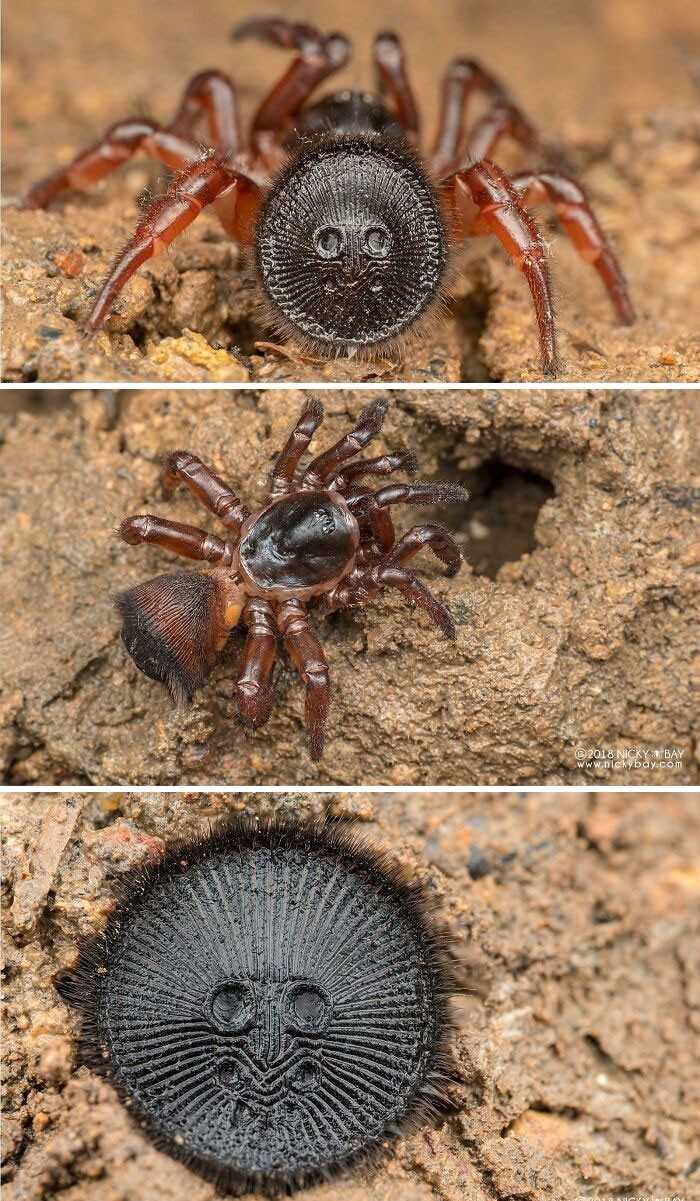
[115,397,468,761]
[21,20,635,374]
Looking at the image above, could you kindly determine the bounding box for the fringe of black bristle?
[57,812,462,1198]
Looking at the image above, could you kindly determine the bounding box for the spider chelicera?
[21,18,634,374]
[116,397,468,760]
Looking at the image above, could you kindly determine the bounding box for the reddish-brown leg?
[365,481,470,509]
[86,157,262,331]
[118,515,234,563]
[384,524,463,576]
[431,59,538,177]
[169,70,241,154]
[162,451,250,533]
[332,451,418,492]
[302,399,387,488]
[445,160,558,375]
[267,398,325,499]
[345,488,396,553]
[376,565,456,639]
[511,171,635,324]
[232,18,350,159]
[277,599,330,761]
[236,599,278,727]
[373,32,420,142]
[20,120,200,210]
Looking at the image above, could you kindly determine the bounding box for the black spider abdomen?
[256,134,447,352]
[64,819,452,1191]
[239,491,357,591]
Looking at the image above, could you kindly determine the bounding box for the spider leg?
[277,600,330,761]
[86,157,262,331]
[346,488,396,553]
[267,398,326,499]
[232,18,350,159]
[375,565,456,639]
[511,171,635,324]
[169,70,241,154]
[20,120,200,210]
[162,452,250,533]
[444,160,558,376]
[302,398,388,488]
[331,450,418,493]
[349,481,470,510]
[236,599,278,728]
[373,32,420,142]
[384,524,463,576]
[432,58,538,177]
[118,514,234,564]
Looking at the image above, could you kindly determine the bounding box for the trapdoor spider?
[116,398,467,761]
[22,18,634,373]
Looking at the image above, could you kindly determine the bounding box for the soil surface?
[2,790,700,1201]
[0,388,698,786]
[3,0,700,382]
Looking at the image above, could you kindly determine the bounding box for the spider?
[116,397,468,761]
[21,18,635,375]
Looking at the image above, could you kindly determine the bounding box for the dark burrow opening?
[432,458,555,579]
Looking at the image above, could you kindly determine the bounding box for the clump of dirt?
[0,389,697,785]
[3,0,700,382]
[2,790,699,1201]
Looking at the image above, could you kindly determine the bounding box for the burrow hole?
[430,457,555,579]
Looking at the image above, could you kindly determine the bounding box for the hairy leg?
[20,120,199,210]
[118,514,234,564]
[384,524,463,576]
[277,599,330,761]
[302,398,388,488]
[432,58,538,177]
[373,32,419,142]
[86,156,261,330]
[169,70,241,153]
[376,564,456,639]
[233,17,350,159]
[267,398,325,499]
[511,171,635,324]
[332,450,417,492]
[445,159,558,375]
[236,599,278,727]
[162,451,250,533]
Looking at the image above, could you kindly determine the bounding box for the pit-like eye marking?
[314,225,344,259]
[364,225,391,258]
[285,982,332,1033]
[218,1063,244,1093]
[290,1057,321,1094]
[208,980,255,1033]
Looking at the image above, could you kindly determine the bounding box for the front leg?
[232,18,350,161]
[373,32,420,142]
[432,58,538,177]
[86,156,262,331]
[444,160,558,376]
[162,452,250,534]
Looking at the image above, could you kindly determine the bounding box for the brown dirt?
[3,0,700,382]
[2,790,700,1201]
[0,388,698,786]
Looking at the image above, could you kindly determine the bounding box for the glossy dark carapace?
[115,397,469,760]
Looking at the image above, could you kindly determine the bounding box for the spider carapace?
[22,18,635,373]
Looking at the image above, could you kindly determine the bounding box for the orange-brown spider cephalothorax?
[115,397,468,761]
[22,19,635,373]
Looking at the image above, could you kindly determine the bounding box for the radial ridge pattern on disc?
[64,819,453,1192]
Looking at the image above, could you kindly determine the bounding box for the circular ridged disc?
[85,822,449,1190]
[256,135,447,351]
